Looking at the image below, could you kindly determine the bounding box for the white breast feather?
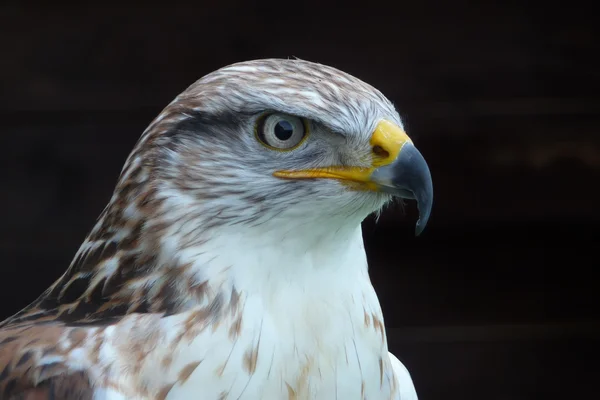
[69,223,415,399]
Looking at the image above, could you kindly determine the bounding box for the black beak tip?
[415,221,425,236]
[401,145,433,237]
[415,202,431,236]
[370,142,433,236]
[414,175,433,236]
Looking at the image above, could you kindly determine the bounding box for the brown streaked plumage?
[0,58,430,399]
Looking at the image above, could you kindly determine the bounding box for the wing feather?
[0,323,93,400]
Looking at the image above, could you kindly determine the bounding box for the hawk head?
[113,59,432,246]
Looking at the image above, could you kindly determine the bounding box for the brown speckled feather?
[0,323,92,399]
[0,66,202,399]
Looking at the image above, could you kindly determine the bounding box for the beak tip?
[414,180,433,236]
[415,221,425,236]
[370,142,434,236]
[414,204,431,236]
[402,144,433,237]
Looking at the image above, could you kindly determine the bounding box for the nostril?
[372,145,389,158]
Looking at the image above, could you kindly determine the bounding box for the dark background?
[1,1,599,399]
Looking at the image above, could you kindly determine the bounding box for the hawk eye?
[256,113,308,150]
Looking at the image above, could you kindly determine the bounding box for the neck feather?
[20,183,370,326]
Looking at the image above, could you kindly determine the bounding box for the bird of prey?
[0,59,432,399]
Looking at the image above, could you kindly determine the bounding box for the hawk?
[0,59,432,399]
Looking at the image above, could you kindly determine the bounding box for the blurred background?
[1,1,599,399]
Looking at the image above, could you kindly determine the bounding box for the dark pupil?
[274,120,294,141]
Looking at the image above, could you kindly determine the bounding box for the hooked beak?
[273,120,433,235]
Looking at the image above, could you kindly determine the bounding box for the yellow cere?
[369,119,412,168]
